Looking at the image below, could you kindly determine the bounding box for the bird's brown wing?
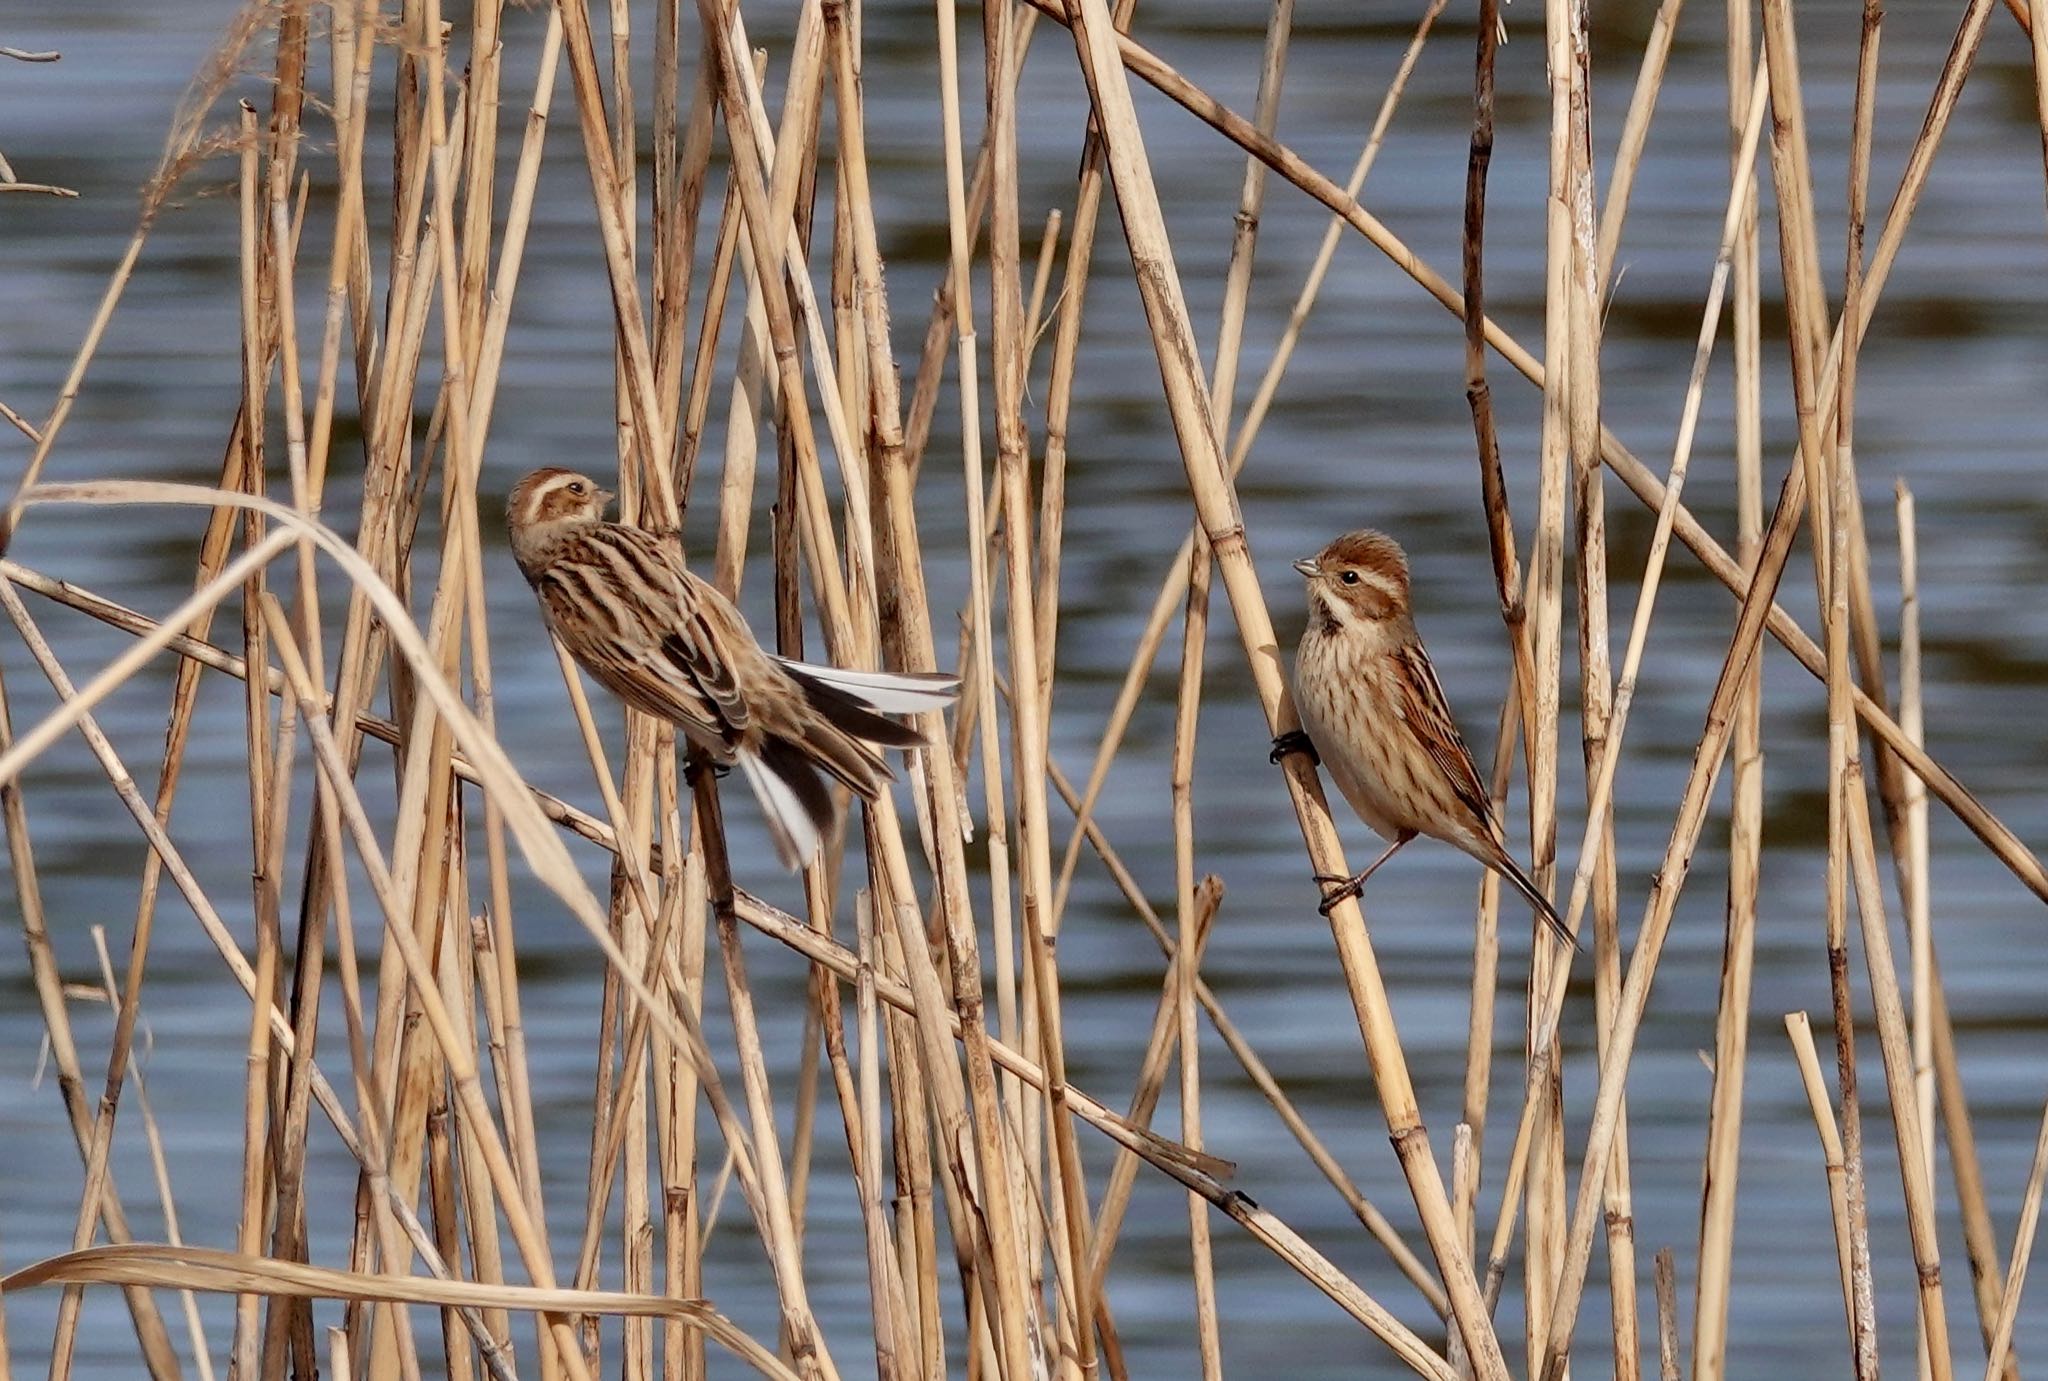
[1394,640,1499,834]
[538,526,750,751]
[1397,638,1574,947]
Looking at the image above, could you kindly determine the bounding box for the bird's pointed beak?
[1292,558,1321,578]
[597,487,616,510]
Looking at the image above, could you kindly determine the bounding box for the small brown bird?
[506,466,959,869]
[1277,529,1572,948]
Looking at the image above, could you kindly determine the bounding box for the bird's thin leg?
[1315,834,1413,917]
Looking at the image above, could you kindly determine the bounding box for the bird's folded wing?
[1396,642,1497,829]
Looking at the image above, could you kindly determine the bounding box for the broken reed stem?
[1786,1012,1864,1355]
[1654,1248,1681,1381]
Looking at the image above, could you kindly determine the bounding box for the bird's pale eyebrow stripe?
[1346,569,1402,597]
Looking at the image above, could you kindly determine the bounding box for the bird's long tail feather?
[1491,849,1578,951]
[736,740,835,870]
[775,658,960,717]
[739,660,960,870]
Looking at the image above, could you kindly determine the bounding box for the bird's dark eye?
[1340,570,1360,585]
[567,481,587,496]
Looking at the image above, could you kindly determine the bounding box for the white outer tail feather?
[774,657,960,715]
[736,749,820,870]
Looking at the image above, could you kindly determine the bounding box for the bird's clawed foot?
[1270,729,1319,766]
[1314,871,1366,917]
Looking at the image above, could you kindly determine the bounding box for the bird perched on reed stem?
[1275,528,1573,948]
[505,466,959,868]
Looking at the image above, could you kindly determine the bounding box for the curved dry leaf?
[5,1244,800,1381]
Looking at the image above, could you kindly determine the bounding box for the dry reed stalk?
[1594,0,1685,292]
[262,70,343,1372]
[1528,0,2022,1348]
[694,765,842,1379]
[80,928,215,1380]
[1655,1248,1681,1381]
[1031,0,1129,940]
[1462,687,1514,1263]
[1463,0,1538,780]
[226,107,281,1381]
[1982,1097,2048,1378]
[980,0,1098,1356]
[1895,480,1942,1370]
[809,3,1056,1371]
[1082,880,1221,1290]
[1524,0,1590,1351]
[1750,2,1885,1375]
[1786,1012,1867,1353]
[555,640,690,1305]
[1481,54,1771,1319]
[1060,2,1507,1373]
[1029,725,1446,1314]
[1925,956,2016,1376]
[1,573,507,1376]
[1690,1,1766,1372]
[676,119,767,1381]
[1171,559,1220,1378]
[1168,556,1223,1377]
[1560,0,1641,1359]
[1834,4,1926,1376]
[1785,0,1954,1367]
[1843,745,1955,1375]
[900,7,1043,481]
[924,0,1047,1364]
[1456,10,1520,1290]
[853,891,918,1379]
[0,651,180,1377]
[1165,1,1291,1370]
[1887,495,2015,1371]
[551,0,671,498]
[930,6,1023,1223]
